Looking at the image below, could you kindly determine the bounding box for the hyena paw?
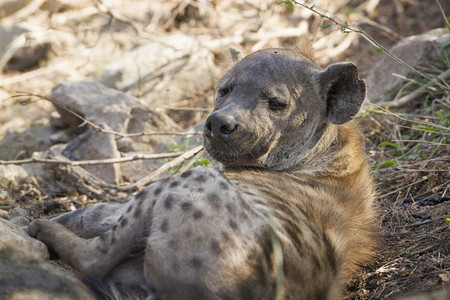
[28,219,65,245]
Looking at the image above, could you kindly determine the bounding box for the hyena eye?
[217,86,231,98]
[267,97,287,111]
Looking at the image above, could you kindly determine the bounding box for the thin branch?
[366,104,450,132]
[8,92,203,137]
[133,145,204,189]
[391,139,448,146]
[0,152,184,166]
[291,1,449,92]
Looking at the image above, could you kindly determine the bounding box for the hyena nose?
[205,112,239,139]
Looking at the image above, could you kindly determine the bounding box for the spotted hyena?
[29,48,378,299]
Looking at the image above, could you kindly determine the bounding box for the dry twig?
[7,92,202,137]
[0,152,184,166]
[133,145,205,189]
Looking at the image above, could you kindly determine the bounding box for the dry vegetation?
[0,0,449,299]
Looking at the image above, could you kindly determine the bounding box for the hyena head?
[203,48,366,170]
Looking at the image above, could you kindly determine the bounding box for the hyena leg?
[51,202,126,238]
[28,189,154,278]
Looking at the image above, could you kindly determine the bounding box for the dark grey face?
[203,49,366,170]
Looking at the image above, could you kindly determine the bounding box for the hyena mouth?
[203,134,271,166]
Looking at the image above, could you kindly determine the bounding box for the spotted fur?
[29,48,378,299]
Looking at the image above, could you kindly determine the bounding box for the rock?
[62,124,122,184]
[6,207,31,227]
[0,218,48,260]
[0,24,27,71]
[366,28,450,102]
[50,80,180,152]
[0,244,95,300]
[99,34,218,118]
[0,126,55,160]
[0,212,94,299]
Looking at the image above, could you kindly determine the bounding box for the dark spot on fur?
[240,212,248,220]
[126,205,133,213]
[210,239,222,255]
[154,187,162,196]
[219,181,230,190]
[180,201,192,211]
[193,209,204,219]
[197,187,204,193]
[134,208,141,218]
[225,203,236,216]
[207,193,221,209]
[120,218,128,227]
[190,256,202,269]
[169,180,179,188]
[164,195,174,210]
[99,247,108,254]
[168,239,179,250]
[180,169,193,178]
[135,189,149,201]
[161,218,169,233]
[229,219,238,231]
[110,236,116,245]
[112,224,118,232]
[195,174,207,183]
[185,229,192,237]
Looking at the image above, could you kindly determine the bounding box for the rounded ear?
[228,46,244,64]
[318,62,366,124]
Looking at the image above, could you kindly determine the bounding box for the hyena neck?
[289,121,366,177]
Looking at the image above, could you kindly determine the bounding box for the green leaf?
[445,214,450,225]
[375,159,399,171]
[278,0,294,9]
[378,141,401,149]
[320,24,331,30]
[374,47,384,52]
[412,125,437,132]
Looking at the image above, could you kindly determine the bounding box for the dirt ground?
[0,0,449,299]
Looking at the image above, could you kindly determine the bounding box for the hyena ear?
[318,62,366,124]
[228,46,244,64]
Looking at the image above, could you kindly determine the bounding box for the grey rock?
[50,80,180,152]
[366,28,450,102]
[62,124,122,184]
[0,244,95,300]
[6,207,30,227]
[0,126,54,160]
[0,218,48,260]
